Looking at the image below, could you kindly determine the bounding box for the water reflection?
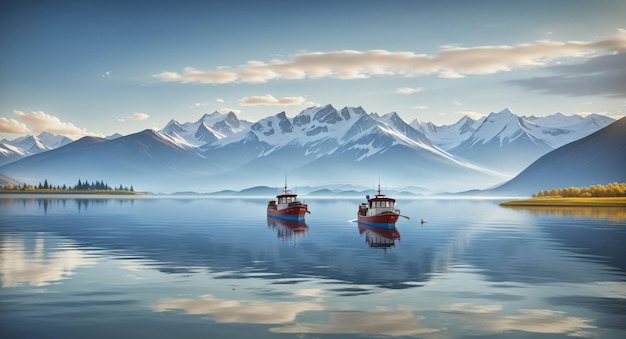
[357,223,400,250]
[0,234,98,287]
[2,197,625,338]
[270,307,440,336]
[266,217,308,240]
[153,293,324,324]
[502,205,626,222]
[0,197,136,215]
[439,303,595,337]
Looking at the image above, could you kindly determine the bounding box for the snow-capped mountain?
[0,129,214,192]
[0,105,616,193]
[445,109,615,174]
[159,111,251,147]
[36,132,73,149]
[0,132,73,166]
[410,115,485,150]
[0,142,28,166]
[491,116,626,195]
[197,105,504,191]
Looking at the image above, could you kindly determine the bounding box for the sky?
[1,0,625,140]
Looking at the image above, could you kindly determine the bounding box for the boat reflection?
[357,223,400,249]
[267,217,309,240]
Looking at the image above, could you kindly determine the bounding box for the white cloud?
[130,113,149,120]
[413,106,429,110]
[101,71,112,78]
[216,98,224,103]
[154,29,626,84]
[12,110,100,138]
[0,117,31,134]
[396,87,423,94]
[239,94,306,106]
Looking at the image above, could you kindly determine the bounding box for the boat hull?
[267,205,308,221]
[357,213,399,229]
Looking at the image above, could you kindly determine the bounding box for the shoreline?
[0,190,146,195]
[500,197,626,207]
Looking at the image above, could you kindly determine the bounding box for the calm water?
[1,196,626,338]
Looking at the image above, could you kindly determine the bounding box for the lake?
[1,195,625,338]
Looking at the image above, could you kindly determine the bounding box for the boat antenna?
[283,173,290,194]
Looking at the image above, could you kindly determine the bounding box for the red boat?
[357,185,406,229]
[267,183,309,221]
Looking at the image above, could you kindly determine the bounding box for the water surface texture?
[1,196,625,338]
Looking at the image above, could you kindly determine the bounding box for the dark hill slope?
[491,116,626,195]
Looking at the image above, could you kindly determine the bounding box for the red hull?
[357,213,399,229]
[267,205,308,220]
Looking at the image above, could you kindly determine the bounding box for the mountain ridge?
[0,105,618,193]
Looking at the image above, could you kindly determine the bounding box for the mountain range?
[0,105,620,194]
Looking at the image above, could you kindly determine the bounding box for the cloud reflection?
[440,303,596,337]
[0,235,98,287]
[270,307,439,336]
[152,294,324,324]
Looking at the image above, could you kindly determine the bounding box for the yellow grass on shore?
[500,197,626,207]
[0,189,145,195]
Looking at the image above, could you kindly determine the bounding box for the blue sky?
[1,0,625,139]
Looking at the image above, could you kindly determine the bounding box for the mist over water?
[1,196,625,338]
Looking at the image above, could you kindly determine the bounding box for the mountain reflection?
[267,218,308,240]
[357,223,400,249]
[502,205,626,222]
[0,197,136,215]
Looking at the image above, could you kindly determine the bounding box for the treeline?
[533,182,626,198]
[0,179,134,192]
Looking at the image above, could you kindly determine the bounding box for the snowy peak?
[195,111,223,125]
[194,123,220,144]
[10,135,50,154]
[158,111,250,147]
[162,119,185,135]
[37,132,73,148]
[532,112,583,127]
[312,104,342,124]
[251,111,294,139]
[472,108,526,145]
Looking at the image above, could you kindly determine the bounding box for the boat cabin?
[277,194,299,205]
[358,186,398,217]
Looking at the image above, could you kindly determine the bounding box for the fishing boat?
[357,185,407,229]
[267,183,309,221]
